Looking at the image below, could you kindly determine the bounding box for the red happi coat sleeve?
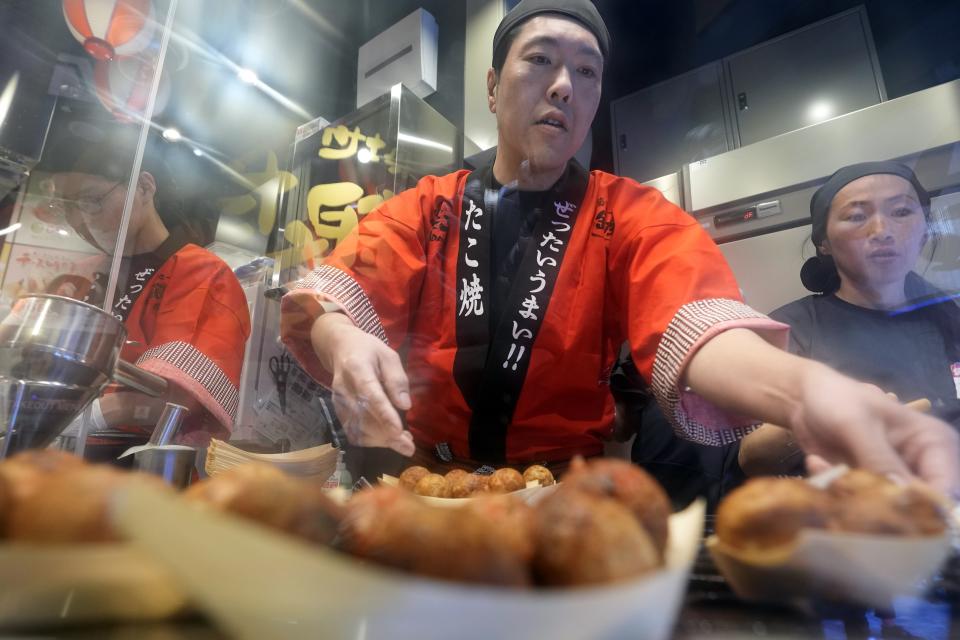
[602,174,788,445]
[123,245,251,437]
[281,172,465,384]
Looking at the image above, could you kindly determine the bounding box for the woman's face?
[822,174,928,291]
[52,172,151,254]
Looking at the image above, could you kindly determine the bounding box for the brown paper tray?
[111,484,705,640]
[0,543,187,630]
[707,528,952,609]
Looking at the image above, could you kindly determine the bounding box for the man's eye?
[844,213,866,222]
[578,67,597,78]
[529,55,550,65]
[892,207,916,217]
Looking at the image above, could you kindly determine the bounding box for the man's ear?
[486,68,497,114]
[137,171,157,199]
[819,240,831,256]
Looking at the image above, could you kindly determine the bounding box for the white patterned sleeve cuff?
[136,341,239,431]
[650,298,790,446]
[280,265,387,386]
[290,265,387,340]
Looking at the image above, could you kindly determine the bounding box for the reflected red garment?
[281,170,787,463]
[116,244,251,442]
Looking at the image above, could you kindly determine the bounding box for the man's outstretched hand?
[311,312,415,456]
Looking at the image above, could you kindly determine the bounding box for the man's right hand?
[310,312,415,456]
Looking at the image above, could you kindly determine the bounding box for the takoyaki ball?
[0,449,85,504]
[716,477,832,551]
[8,465,167,543]
[398,465,431,491]
[474,474,492,493]
[522,464,555,487]
[462,494,536,566]
[444,468,469,486]
[828,470,947,536]
[825,468,885,499]
[449,473,481,498]
[413,473,449,498]
[184,463,344,545]
[340,486,532,586]
[533,487,661,586]
[562,457,671,556]
[488,468,525,493]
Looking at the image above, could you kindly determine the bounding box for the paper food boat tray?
[707,527,951,610]
[0,543,187,630]
[205,440,338,479]
[380,473,558,506]
[112,484,704,640]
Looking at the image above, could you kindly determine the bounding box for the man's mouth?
[535,118,567,131]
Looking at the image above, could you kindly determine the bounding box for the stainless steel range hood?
[683,78,960,244]
[679,79,960,312]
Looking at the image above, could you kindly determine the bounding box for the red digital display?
[714,206,758,228]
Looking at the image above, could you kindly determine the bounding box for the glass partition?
[0,0,957,511]
[0,0,176,317]
[3,1,960,635]
[274,83,458,287]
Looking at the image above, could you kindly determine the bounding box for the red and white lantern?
[63,0,155,61]
[92,53,170,122]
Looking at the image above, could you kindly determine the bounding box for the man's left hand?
[789,363,960,497]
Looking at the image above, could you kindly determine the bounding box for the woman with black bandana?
[738,161,960,476]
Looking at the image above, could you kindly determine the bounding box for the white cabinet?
[612,7,885,185]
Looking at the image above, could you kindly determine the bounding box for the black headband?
[492,0,610,66]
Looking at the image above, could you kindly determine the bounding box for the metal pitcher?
[0,294,167,455]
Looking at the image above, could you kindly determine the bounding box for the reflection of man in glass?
[39,127,250,460]
[281,0,958,493]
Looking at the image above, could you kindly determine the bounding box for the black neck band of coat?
[86,228,189,322]
[452,160,588,462]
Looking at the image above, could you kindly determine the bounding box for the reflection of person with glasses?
[37,127,251,461]
[55,182,131,266]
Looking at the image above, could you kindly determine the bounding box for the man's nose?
[549,65,573,103]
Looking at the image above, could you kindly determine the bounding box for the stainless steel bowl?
[0,294,168,455]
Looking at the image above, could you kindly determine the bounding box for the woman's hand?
[737,423,800,477]
[790,363,960,495]
[310,312,415,456]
